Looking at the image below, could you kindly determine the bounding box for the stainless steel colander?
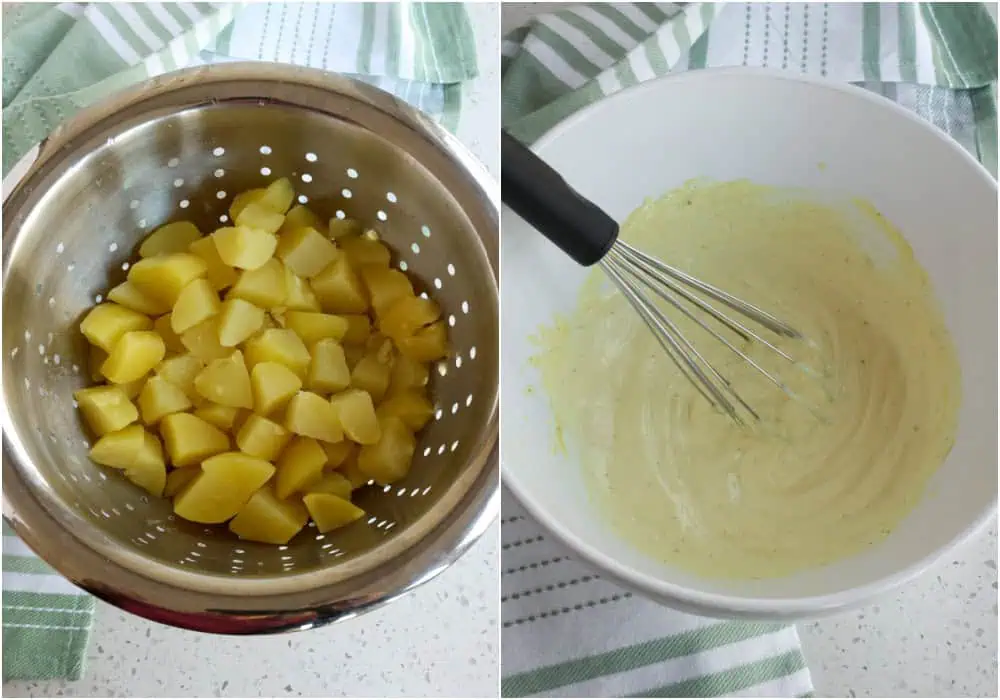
[1,63,498,634]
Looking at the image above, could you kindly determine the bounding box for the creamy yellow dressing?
[533,181,960,580]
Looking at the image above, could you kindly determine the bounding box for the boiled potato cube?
[188,236,239,292]
[243,329,311,379]
[276,226,338,279]
[194,350,253,409]
[284,311,348,345]
[303,493,365,533]
[153,314,186,354]
[306,471,353,499]
[283,268,321,311]
[275,436,327,499]
[339,236,391,268]
[102,331,165,384]
[88,424,145,469]
[227,258,287,309]
[358,417,416,484]
[351,350,392,403]
[213,226,278,270]
[125,431,167,497]
[234,202,285,236]
[119,377,146,400]
[218,298,265,347]
[311,256,368,313]
[361,266,415,317]
[307,339,351,394]
[229,486,308,545]
[250,361,302,416]
[329,389,379,445]
[139,221,203,258]
[173,452,275,524]
[342,344,365,371]
[230,188,265,220]
[74,386,138,436]
[322,440,355,468]
[328,217,363,239]
[341,314,372,344]
[280,204,322,235]
[171,278,221,334]
[339,454,370,488]
[164,466,199,497]
[138,375,193,425]
[107,281,169,316]
[257,178,295,214]
[379,296,441,343]
[180,317,229,361]
[236,414,291,461]
[389,354,429,395]
[128,253,207,306]
[194,403,243,432]
[397,321,448,362]
[285,391,343,443]
[160,412,229,467]
[156,354,204,400]
[80,303,152,352]
[376,391,434,431]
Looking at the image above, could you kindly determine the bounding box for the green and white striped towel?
[1,2,476,681]
[501,3,996,697]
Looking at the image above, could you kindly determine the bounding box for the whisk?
[501,131,802,423]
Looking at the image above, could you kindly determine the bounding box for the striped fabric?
[1,2,477,681]
[501,3,996,697]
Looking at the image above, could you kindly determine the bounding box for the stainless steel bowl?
[1,63,499,634]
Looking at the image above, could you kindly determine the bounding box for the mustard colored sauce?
[533,181,961,580]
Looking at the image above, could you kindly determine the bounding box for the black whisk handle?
[501,131,619,267]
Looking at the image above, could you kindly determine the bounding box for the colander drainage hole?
[213,147,225,157]
[216,191,227,199]
[421,225,432,238]
[305,152,317,162]
[214,168,225,178]
[347,168,358,179]
[179,200,190,209]
[260,167,271,176]
[423,447,431,457]
[386,192,397,203]
[298,194,309,204]
[342,188,353,198]
[259,145,272,155]
[301,173,313,183]
[376,210,387,221]
[173,178,184,188]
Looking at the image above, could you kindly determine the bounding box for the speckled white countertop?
[2,4,500,698]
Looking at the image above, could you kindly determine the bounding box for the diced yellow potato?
[339,454,370,489]
[351,349,392,403]
[153,314,186,354]
[303,493,365,533]
[284,311,348,345]
[227,258,287,309]
[125,430,167,497]
[127,253,208,306]
[160,412,230,467]
[107,281,170,316]
[217,298,265,347]
[329,389,380,445]
[257,178,296,214]
[376,391,434,431]
[188,236,239,292]
[138,375,193,425]
[194,350,253,409]
[234,201,285,236]
[283,267,322,311]
[328,217,363,239]
[236,414,291,461]
[388,354,429,395]
[397,321,448,362]
[379,296,441,343]
[322,440,355,468]
[285,391,343,443]
[243,329,311,379]
[156,354,204,400]
[101,331,165,384]
[306,471,353,499]
[194,403,244,431]
[119,377,146,399]
[164,466,199,497]
[275,226,338,279]
[173,452,275,524]
[229,486,308,545]
[339,236,391,268]
[311,256,368,313]
[361,266,415,317]
[229,188,265,220]
[80,303,152,352]
[275,436,327,499]
[180,317,229,361]
[171,278,221,334]
[342,344,365,371]
[307,338,351,394]
[358,417,416,485]
[341,314,372,344]
[88,424,145,469]
[74,386,138,436]
[250,361,302,416]
[280,204,322,235]
[212,226,278,270]
[139,221,203,258]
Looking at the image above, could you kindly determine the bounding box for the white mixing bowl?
[501,68,997,620]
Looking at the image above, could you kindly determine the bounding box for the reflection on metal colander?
[1,63,498,634]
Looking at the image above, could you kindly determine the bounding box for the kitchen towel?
[500,3,997,697]
[1,1,477,681]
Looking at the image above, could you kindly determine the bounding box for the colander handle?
[501,131,619,267]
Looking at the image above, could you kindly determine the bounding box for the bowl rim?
[501,65,998,620]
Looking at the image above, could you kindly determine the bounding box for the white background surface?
[501,3,997,698]
[2,3,500,698]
